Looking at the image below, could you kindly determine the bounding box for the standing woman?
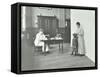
[76,22,85,56]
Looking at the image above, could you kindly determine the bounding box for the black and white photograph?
[11,3,97,74]
[21,5,96,71]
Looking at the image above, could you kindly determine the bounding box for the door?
[65,19,71,43]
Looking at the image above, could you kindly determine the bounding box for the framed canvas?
[11,2,98,74]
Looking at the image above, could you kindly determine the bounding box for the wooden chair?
[33,36,47,56]
[33,37,42,53]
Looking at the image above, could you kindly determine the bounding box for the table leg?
[43,42,46,55]
[59,43,60,52]
[62,41,63,53]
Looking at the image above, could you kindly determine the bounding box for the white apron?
[76,27,85,55]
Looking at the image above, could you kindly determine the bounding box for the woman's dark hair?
[76,22,80,26]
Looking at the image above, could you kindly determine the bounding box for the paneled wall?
[32,7,64,28]
[21,6,70,28]
[25,7,33,27]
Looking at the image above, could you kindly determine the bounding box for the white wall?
[71,9,95,62]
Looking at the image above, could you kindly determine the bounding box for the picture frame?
[11,2,98,74]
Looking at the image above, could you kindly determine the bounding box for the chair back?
[33,36,36,47]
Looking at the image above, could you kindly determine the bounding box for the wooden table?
[42,39,63,53]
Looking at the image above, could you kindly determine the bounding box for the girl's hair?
[76,22,80,26]
[73,33,77,37]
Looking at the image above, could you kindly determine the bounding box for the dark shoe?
[75,53,78,56]
[80,54,85,56]
[46,51,50,54]
[41,52,45,55]
[44,52,47,56]
[71,53,73,55]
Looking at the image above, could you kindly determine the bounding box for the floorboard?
[21,39,95,71]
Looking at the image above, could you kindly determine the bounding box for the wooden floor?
[21,39,95,71]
